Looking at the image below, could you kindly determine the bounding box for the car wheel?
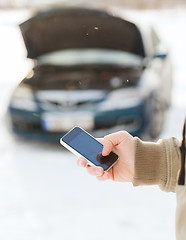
[148,100,165,139]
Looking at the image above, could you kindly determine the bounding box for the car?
[8,7,172,141]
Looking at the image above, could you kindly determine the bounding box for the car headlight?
[98,87,148,111]
[10,85,38,111]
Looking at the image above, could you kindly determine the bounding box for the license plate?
[41,112,94,132]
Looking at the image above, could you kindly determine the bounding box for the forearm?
[132,137,181,192]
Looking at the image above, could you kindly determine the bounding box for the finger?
[76,158,87,168]
[96,138,104,144]
[86,165,104,176]
[102,131,127,156]
[96,171,110,181]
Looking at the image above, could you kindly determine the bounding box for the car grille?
[40,99,95,110]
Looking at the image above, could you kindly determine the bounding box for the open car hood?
[20,7,145,59]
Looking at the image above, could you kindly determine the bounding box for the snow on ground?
[0,8,186,240]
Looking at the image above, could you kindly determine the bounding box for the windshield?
[37,49,143,67]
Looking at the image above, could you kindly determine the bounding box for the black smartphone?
[60,126,118,171]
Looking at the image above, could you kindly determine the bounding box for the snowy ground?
[0,8,186,240]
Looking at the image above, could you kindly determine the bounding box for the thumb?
[102,131,126,156]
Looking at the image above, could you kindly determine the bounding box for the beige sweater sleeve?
[132,137,181,192]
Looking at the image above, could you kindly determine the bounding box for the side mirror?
[153,53,168,60]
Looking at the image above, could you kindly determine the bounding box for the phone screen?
[62,127,118,171]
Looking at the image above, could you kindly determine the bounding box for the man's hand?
[76,131,135,182]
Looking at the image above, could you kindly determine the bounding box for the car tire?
[148,100,165,139]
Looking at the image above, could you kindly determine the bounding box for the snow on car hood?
[19,7,145,59]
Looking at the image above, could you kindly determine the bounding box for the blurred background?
[0,0,186,240]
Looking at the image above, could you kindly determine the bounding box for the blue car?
[8,7,172,141]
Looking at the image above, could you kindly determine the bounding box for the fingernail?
[80,162,84,167]
[102,172,109,179]
[95,168,103,176]
[79,161,86,167]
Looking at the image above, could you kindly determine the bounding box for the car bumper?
[8,99,148,141]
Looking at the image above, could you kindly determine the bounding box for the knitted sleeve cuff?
[132,137,181,192]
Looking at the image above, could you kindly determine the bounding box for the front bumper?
[8,99,148,141]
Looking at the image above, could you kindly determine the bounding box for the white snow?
[0,8,186,240]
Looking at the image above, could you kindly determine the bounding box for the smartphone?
[60,126,118,171]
